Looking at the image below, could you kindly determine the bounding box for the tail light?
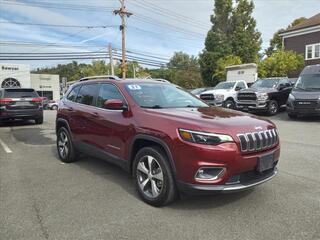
[0,98,13,105]
[32,98,43,103]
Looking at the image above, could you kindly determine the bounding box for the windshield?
[4,89,38,98]
[214,82,235,90]
[126,83,208,109]
[295,74,320,90]
[251,79,279,89]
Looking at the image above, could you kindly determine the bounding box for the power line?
[0,21,117,29]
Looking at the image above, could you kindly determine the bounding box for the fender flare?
[129,134,177,175]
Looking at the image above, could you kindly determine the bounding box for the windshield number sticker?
[128,84,142,90]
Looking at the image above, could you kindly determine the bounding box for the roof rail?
[79,75,121,82]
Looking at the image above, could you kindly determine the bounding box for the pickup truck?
[200,80,248,109]
[236,77,293,115]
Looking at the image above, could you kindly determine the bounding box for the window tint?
[76,84,99,106]
[67,85,80,102]
[236,82,246,89]
[278,78,289,86]
[4,89,38,98]
[97,84,125,108]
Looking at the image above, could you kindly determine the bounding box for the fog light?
[195,167,225,181]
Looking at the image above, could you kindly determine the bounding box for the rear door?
[3,89,42,111]
[72,83,100,146]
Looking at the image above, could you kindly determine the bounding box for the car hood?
[144,107,275,136]
[239,88,276,94]
[201,89,230,95]
[291,89,320,100]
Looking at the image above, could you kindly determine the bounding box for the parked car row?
[198,64,320,118]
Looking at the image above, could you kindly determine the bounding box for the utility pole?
[133,62,136,78]
[114,0,132,79]
[108,43,114,76]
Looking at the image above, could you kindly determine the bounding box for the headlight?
[257,93,269,101]
[178,129,233,145]
[215,94,225,102]
[288,93,295,101]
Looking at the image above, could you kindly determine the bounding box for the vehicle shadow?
[51,146,256,209]
[0,119,36,128]
[50,147,137,198]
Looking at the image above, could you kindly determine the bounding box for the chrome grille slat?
[237,129,278,152]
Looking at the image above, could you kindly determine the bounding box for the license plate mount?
[257,152,274,172]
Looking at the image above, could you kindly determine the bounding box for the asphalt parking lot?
[0,110,319,240]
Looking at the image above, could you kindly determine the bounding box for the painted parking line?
[0,138,12,153]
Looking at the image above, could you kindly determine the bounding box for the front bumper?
[287,104,320,116]
[236,100,268,111]
[177,167,277,194]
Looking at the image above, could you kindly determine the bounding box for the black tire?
[35,117,43,124]
[133,146,177,207]
[223,99,235,109]
[56,127,78,163]
[267,100,279,115]
[288,113,298,119]
[51,105,58,110]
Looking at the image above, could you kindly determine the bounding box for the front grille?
[294,100,318,109]
[237,92,257,101]
[237,129,278,152]
[200,94,215,101]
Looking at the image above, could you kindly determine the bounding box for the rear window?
[4,89,38,98]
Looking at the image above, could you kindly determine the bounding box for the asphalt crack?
[32,202,49,240]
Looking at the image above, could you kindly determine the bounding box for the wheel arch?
[129,134,176,177]
[56,118,71,134]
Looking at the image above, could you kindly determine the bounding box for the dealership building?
[0,63,60,100]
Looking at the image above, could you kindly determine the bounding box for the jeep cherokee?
[56,77,280,206]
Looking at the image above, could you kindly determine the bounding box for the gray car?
[0,88,43,124]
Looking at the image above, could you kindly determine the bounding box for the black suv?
[287,65,320,118]
[0,88,43,124]
[236,78,293,115]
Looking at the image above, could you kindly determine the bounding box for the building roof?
[226,63,257,71]
[281,13,320,34]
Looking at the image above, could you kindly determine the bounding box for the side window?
[97,84,125,108]
[76,84,99,106]
[237,82,246,90]
[67,86,80,102]
[278,79,289,87]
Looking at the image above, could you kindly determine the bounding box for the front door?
[89,83,132,159]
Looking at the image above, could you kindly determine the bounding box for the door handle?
[90,112,99,118]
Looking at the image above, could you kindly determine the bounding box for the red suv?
[56,77,280,206]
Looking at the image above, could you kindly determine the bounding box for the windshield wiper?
[141,105,163,109]
[294,86,307,91]
[306,87,320,90]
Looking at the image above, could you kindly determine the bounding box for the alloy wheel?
[58,131,69,159]
[136,155,164,199]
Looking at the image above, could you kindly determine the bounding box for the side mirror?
[235,86,241,91]
[104,99,127,111]
[278,84,285,90]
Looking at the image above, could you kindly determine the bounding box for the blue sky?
[0,0,319,69]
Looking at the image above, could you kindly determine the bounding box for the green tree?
[265,17,306,56]
[199,0,233,85]
[167,52,203,89]
[213,55,242,80]
[258,50,304,78]
[231,0,261,63]
[200,0,261,86]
